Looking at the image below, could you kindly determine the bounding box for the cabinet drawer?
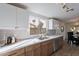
[33,43,40,49]
[41,41,49,45]
[7,48,25,56]
[26,45,33,51]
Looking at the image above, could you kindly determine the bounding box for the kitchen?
[0,3,79,56]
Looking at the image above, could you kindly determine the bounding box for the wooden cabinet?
[40,40,54,56]
[25,45,33,56]
[47,40,54,55]
[33,43,41,56]
[0,37,63,56]
[40,41,48,56]
[25,40,54,56]
[8,48,25,56]
[3,48,25,56]
[25,43,41,56]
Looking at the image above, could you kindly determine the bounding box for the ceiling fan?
[61,3,74,12]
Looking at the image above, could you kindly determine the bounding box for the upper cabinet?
[48,19,59,30]
[17,8,26,27]
[0,4,16,27]
[48,19,54,30]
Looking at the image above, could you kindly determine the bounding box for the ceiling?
[22,3,79,22]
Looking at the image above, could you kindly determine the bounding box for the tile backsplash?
[0,29,14,40]
[0,29,28,41]
[47,29,56,36]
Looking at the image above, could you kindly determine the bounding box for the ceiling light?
[61,3,74,12]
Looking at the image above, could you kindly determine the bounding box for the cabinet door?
[47,40,54,55]
[41,40,54,56]
[0,4,16,27]
[25,43,41,56]
[33,47,40,56]
[41,41,48,56]
[33,43,41,56]
[25,45,33,56]
[17,7,26,27]
[3,48,25,56]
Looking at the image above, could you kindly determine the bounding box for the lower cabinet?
[4,48,25,56]
[25,43,41,56]
[33,44,41,56]
[41,40,54,56]
[25,45,33,56]
[40,41,48,56]
[25,40,54,56]
[1,36,63,56]
[47,40,54,55]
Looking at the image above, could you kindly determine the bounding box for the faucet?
[39,34,43,40]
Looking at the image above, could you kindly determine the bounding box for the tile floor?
[52,41,79,56]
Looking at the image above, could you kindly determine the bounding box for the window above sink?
[29,15,47,35]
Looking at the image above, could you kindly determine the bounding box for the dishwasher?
[53,38,60,52]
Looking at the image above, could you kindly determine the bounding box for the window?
[29,16,47,35]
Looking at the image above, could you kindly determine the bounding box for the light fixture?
[61,3,74,12]
[70,27,76,31]
[75,22,79,25]
[77,30,79,32]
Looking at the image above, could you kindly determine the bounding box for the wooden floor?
[52,41,79,56]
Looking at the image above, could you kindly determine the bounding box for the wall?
[0,4,29,40]
[57,21,67,40]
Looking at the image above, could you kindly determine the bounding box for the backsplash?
[0,29,14,40]
[0,29,28,40]
[47,30,56,36]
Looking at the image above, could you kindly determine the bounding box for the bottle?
[12,36,16,43]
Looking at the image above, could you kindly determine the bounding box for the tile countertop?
[0,35,63,55]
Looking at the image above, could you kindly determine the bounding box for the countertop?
[0,35,63,55]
